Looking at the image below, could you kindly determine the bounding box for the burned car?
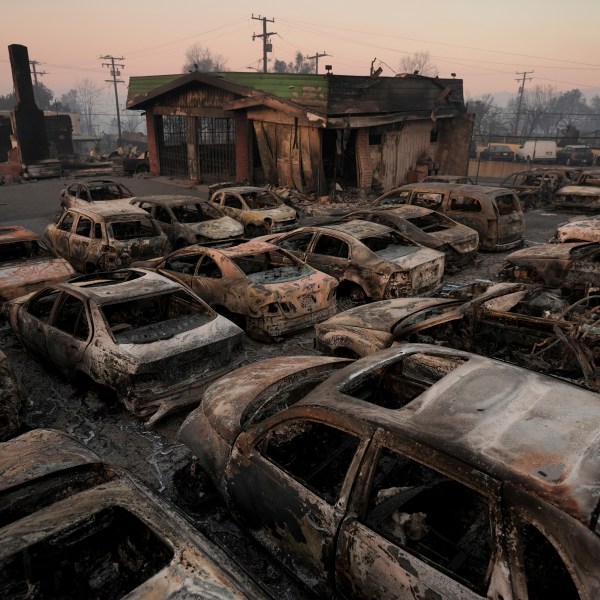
[420,175,473,184]
[500,167,580,210]
[553,216,600,243]
[45,204,170,273]
[4,269,244,425]
[179,344,600,599]
[341,206,479,270]
[60,179,134,209]
[0,225,76,304]
[263,220,445,302]
[0,350,22,441]
[130,194,244,248]
[0,428,271,599]
[136,240,337,341]
[499,242,600,297]
[553,169,600,211]
[209,184,298,236]
[372,183,524,251]
[315,282,600,391]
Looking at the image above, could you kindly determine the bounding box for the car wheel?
[136,164,150,174]
[341,283,368,304]
[84,262,98,274]
[174,239,187,250]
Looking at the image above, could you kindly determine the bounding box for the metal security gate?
[157,115,188,179]
[197,117,235,183]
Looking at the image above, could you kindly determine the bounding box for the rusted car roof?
[0,429,271,599]
[63,202,154,218]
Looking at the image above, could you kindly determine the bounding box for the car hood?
[319,297,456,333]
[555,185,600,196]
[186,216,244,239]
[181,357,350,446]
[506,242,590,264]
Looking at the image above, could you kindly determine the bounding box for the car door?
[271,230,314,261]
[225,417,368,597]
[153,205,176,244]
[190,254,225,304]
[336,429,511,600]
[17,287,61,359]
[46,292,92,372]
[306,233,351,280]
[51,211,76,260]
[68,215,95,271]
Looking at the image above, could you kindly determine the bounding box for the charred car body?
[263,220,445,302]
[136,240,338,341]
[130,194,244,248]
[315,282,600,391]
[179,344,600,599]
[0,225,76,304]
[553,169,600,211]
[209,185,298,236]
[341,206,479,270]
[500,167,580,210]
[4,269,244,425]
[60,179,134,209]
[45,204,170,273]
[499,242,600,297]
[0,428,271,599]
[372,183,524,251]
[553,216,600,243]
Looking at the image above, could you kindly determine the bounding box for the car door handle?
[305,514,329,534]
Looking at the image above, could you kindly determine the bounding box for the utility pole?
[307,51,329,75]
[252,15,276,73]
[514,70,533,137]
[100,54,125,145]
[29,60,47,105]
[29,60,47,87]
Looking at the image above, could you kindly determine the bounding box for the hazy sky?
[3,0,599,113]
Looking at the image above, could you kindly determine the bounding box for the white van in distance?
[516,140,557,163]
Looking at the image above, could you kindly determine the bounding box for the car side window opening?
[54,294,90,340]
[414,192,443,208]
[277,232,313,252]
[223,195,243,209]
[379,191,411,206]
[154,206,172,224]
[165,254,202,276]
[517,523,580,600]
[341,352,468,409]
[365,447,493,593]
[59,213,75,232]
[450,195,482,212]
[313,235,350,259]
[260,421,360,504]
[75,216,93,238]
[27,289,61,322]
[94,223,103,239]
[196,255,222,278]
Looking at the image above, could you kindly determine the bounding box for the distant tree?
[272,51,314,74]
[32,82,54,110]
[0,92,16,109]
[468,94,510,138]
[57,89,81,113]
[398,51,438,77]
[121,112,145,133]
[182,43,228,73]
[75,78,103,135]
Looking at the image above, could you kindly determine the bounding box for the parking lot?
[0,172,572,598]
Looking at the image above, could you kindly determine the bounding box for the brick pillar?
[146,110,159,175]
[355,128,373,189]
[235,112,250,182]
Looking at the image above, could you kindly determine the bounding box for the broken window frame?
[349,428,503,596]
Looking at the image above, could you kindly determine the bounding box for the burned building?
[126,71,471,195]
